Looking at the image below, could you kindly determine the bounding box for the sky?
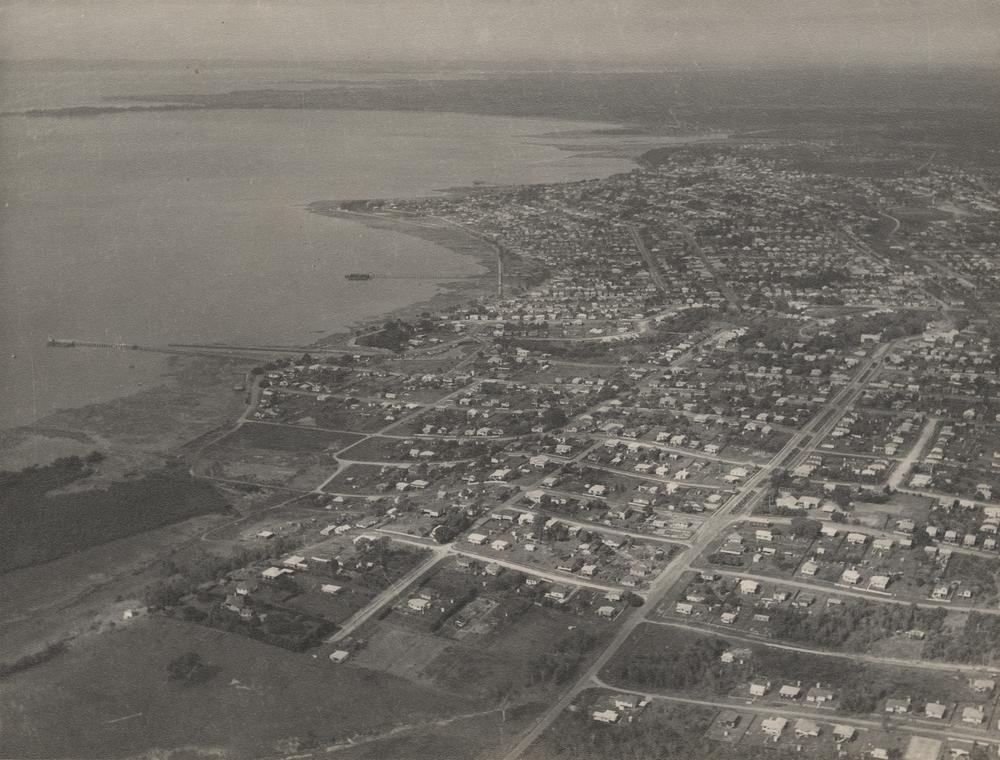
[1,0,998,68]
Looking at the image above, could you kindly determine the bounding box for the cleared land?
[0,616,470,760]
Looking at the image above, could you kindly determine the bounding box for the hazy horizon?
[2,0,997,69]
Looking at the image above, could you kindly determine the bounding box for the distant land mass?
[15,103,202,118]
[9,69,999,151]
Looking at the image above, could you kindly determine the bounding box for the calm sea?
[0,61,634,429]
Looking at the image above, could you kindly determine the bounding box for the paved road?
[887,416,938,490]
[678,223,742,311]
[591,676,1000,747]
[583,462,734,492]
[375,531,644,599]
[627,223,669,295]
[504,504,692,547]
[645,617,1000,675]
[597,434,763,467]
[704,565,1000,617]
[325,550,447,644]
[499,341,899,759]
[312,379,482,493]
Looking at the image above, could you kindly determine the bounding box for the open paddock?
[326,700,547,760]
[0,616,470,760]
[352,622,453,681]
[216,422,363,453]
[195,423,360,490]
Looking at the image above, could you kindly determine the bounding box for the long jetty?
[46,338,388,358]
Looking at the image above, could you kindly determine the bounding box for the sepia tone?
[1,2,999,759]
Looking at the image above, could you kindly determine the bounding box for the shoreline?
[1,129,642,466]
[0,204,506,469]
[302,204,502,347]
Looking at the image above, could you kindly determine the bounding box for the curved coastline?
[302,203,501,346]
[0,105,641,467]
[0,203,509,470]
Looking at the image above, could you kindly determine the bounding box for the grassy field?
[218,422,363,453]
[0,616,471,759]
[354,623,453,681]
[351,591,618,702]
[330,701,548,760]
[426,602,615,698]
[0,511,224,662]
[197,423,362,490]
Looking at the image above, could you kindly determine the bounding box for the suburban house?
[794,719,820,738]
[841,568,862,585]
[972,678,996,693]
[779,684,801,699]
[884,697,911,714]
[592,709,620,724]
[924,702,947,720]
[807,686,835,704]
[407,597,431,613]
[833,724,855,742]
[962,705,985,725]
[869,575,891,591]
[721,648,752,664]
[760,716,787,737]
[800,560,819,576]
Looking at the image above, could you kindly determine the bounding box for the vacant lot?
[425,601,616,699]
[283,585,378,625]
[197,422,362,490]
[354,623,453,681]
[219,422,363,453]
[0,616,470,759]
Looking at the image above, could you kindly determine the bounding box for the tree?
[167,651,207,683]
[831,484,853,509]
[789,517,823,541]
[541,407,568,429]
